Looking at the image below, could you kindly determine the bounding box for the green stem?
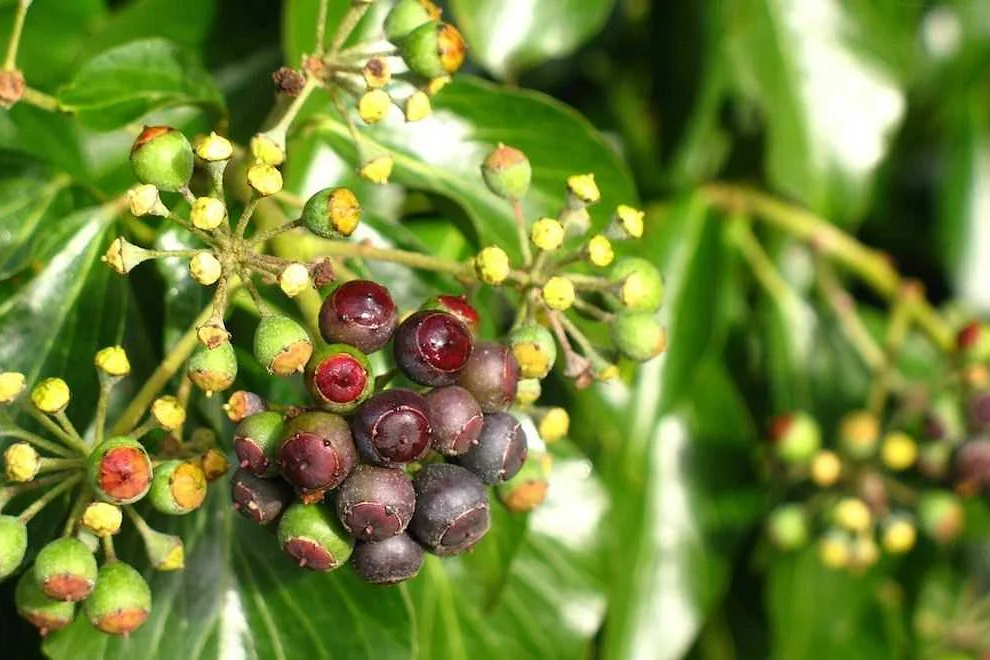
[0,473,66,511]
[731,219,793,303]
[235,197,261,238]
[564,273,610,291]
[317,241,476,279]
[53,411,88,455]
[557,312,609,364]
[0,428,73,458]
[816,257,885,372]
[267,76,320,139]
[238,267,269,316]
[2,0,30,71]
[93,375,115,448]
[17,474,81,524]
[38,457,83,472]
[314,0,330,54]
[17,404,83,454]
[249,218,303,246]
[869,283,917,415]
[128,417,159,441]
[102,533,116,562]
[512,199,533,267]
[61,487,91,536]
[572,296,613,322]
[21,87,61,112]
[327,1,371,57]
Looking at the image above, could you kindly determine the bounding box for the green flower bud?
[34,537,97,602]
[233,411,284,477]
[0,515,28,579]
[482,144,531,200]
[509,325,556,379]
[305,344,374,414]
[277,502,354,572]
[15,571,75,635]
[301,186,362,238]
[607,257,664,312]
[88,437,153,505]
[497,452,551,513]
[384,0,439,43]
[769,412,821,464]
[84,561,151,636]
[254,315,313,377]
[130,126,193,192]
[188,342,237,396]
[766,504,808,550]
[400,22,467,79]
[611,312,667,362]
[148,460,207,515]
[918,491,964,544]
[134,524,184,571]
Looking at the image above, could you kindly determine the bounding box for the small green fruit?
[88,437,153,505]
[15,570,75,635]
[148,460,207,515]
[130,126,193,192]
[134,524,184,571]
[497,452,551,513]
[918,491,964,544]
[508,324,556,379]
[0,514,27,579]
[400,22,467,79]
[254,315,313,377]
[769,412,821,464]
[277,502,354,571]
[305,343,374,414]
[956,320,990,363]
[233,411,284,477]
[34,537,98,602]
[84,561,151,636]
[610,312,667,362]
[188,342,237,396]
[766,504,808,550]
[838,410,880,460]
[607,257,665,312]
[300,187,361,238]
[384,0,437,43]
[482,145,532,200]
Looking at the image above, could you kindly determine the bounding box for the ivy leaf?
[58,39,226,131]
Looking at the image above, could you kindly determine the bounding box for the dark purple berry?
[351,389,431,466]
[233,411,284,476]
[319,280,397,353]
[409,464,490,556]
[351,534,424,585]
[424,385,483,456]
[230,469,294,525]
[336,465,416,541]
[456,412,528,484]
[306,344,374,413]
[393,310,473,386]
[422,294,480,335]
[278,412,358,501]
[456,341,519,413]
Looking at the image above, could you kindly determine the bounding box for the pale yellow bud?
[190,196,227,231]
[279,263,311,298]
[475,246,510,285]
[94,346,131,377]
[82,502,123,535]
[542,276,575,311]
[151,396,186,431]
[189,252,222,286]
[0,372,26,403]
[4,443,39,482]
[531,218,564,251]
[404,91,432,122]
[358,89,391,124]
[31,377,70,414]
[247,163,283,197]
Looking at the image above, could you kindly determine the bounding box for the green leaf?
[80,0,218,60]
[724,0,906,221]
[449,0,616,79]
[58,39,225,131]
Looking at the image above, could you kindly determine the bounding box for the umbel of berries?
[394,310,474,386]
[351,389,432,466]
[278,412,358,500]
[88,437,154,505]
[409,464,490,556]
[336,465,416,542]
[84,561,152,636]
[130,126,193,192]
[277,502,354,571]
[34,537,98,602]
[319,280,397,353]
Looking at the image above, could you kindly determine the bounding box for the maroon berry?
[424,386,483,456]
[224,391,266,423]
[319,280,397,353]
[956,438,990,492]
[335,465,415,541]
[233,411,283,476]
[351,389,431,466]
[423,294,480,335]
[456,412,528,484]
[968,391,990,432]
[409,463,490,556]
[230,469,294,525]
[351,534,424,584]
[278,412,358,500]
[456,341,519,413]
[394,310,473,386]
[306,344,374,413]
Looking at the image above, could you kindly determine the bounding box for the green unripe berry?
[15,571,75,635]
[305,343,374,414]
[134,525,184,571]
[277,502,354,572]
[384,0,438,43]
[607,257,664,312]
[130,126,193,192]
[84,561,151,636]
[482,145,532,200]
[918,491,964,544]
[611,312,667,362]
[769,412,821,464]
[0,514,27,579]
[497,452,551,513]
[148,460,207,515]
[233,411,284,477]
[508,325,556,379]
[766,504,809,550]
[87,437,153,505]
[400,22,467,79]
[838,410,880,460]
[254,315,313,377]
[301,187,361,238]
[34,537,98,602]
[188,342,238,396]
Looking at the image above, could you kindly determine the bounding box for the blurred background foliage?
[0,0,987,658]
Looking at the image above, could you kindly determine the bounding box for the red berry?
[394,310,473,386]
[335,465,416,541]
[318,280,397,353]
[306,344,373,413]
[277,412,358,500]
[424,385,483,456]
[423,294,480,335]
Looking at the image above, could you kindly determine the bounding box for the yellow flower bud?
[94,346,131,378]
[196,321,230,349]
[190,196,227,231]
[818,531,851,569]
[586,234,614,267]
[541,276,575,311]
[363,57,391,89]
[195,132,233,162]
[82,502,123,536]
[359,154,394,185]
[609,205,645,240]
[102,236,153,275]
[31,377,70,414]
[566,173,600,205]
[327,188,361,236]
[539,407,569,443]
[127,184,164,217]
[404,91,432,122]
[852,535,879,568]
[250,133,285,166]
[474,245,511,285]
[279,263,311,298]
[151,396,186,431]
[189,252,222,286]
[515,378,541,406]
[834,497,872,533]
[426,75,450,96]
[358,89,391,124]
[880,431,917,471]
[810,450,842,487]
[0,372,26,403]
[531,217,565,251]
[4,443,39,482]
[882,517,916,554]
[247,163,283,197]
[200,448,229,482]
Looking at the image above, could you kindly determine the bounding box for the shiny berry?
[456,341,519,413]
[277,502,354,571]
[84,561,151,636]
[253,315,313,376]
[34,537,97,602]
[351,389,432,466]
[87,437,153,505]
[409,464,490,556]
[15,571,75,635]
[482,144,532,200]
[277,412,358,500]
[230,469,294,525]
[351,534,424,585]
[424,385,483,456]
[456,412,528,485]
[305,344,374,413]
[148,460,207,515]
[0,515,27,579]
[335,465,416,541]
[394,310,473,386]
[130,126,193,192]
[422,294,480,335]
[319,280,397,353]
[233,411,284,477]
